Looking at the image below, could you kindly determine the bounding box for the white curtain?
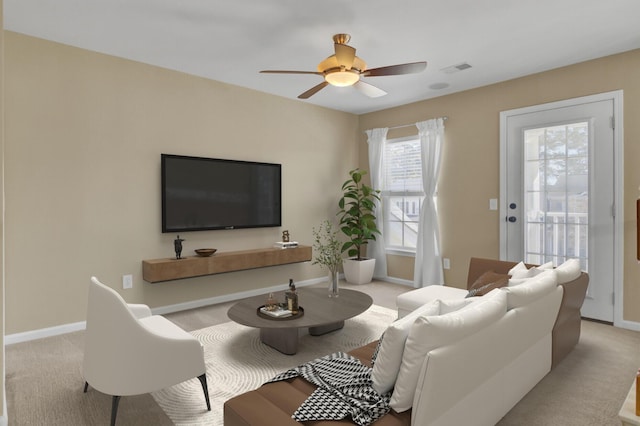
[413,118,445,288]
[366,127,388,279]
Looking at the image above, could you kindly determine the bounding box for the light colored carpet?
[152,304,396,425]
[5,279,639,425]
[498,319,640,425]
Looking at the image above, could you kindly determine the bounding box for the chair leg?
[83,382,89,393]
[111,395,121,426]
[197,374,211,411]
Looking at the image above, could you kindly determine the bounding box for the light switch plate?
[123,274,133,289]
[489,198,498,210]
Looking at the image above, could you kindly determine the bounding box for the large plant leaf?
[337,168,380,256]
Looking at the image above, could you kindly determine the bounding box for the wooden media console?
[142,245,312,283]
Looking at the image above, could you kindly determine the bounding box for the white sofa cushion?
[501,269,557,309]
[555,258,582,284]
[396,285,468,318]
[372,298,474,394]
[389,290,508,412]
[509,261,553,279]
[371,300,441,394]
[508,261,528,276]
[439,298,476,313]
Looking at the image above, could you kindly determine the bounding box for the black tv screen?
[161,154,281,232]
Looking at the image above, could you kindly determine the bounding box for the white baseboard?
[5,321,86,345]
[615,318,640,332]
[151,276,325,315]
[4,276,327,345]
[377,275,415,287]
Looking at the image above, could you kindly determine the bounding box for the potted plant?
[337,168,381,284]
[312,220,342,297]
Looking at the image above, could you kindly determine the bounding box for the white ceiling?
[4,0,640,114]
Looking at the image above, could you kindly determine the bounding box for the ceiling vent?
[441,62,472,74]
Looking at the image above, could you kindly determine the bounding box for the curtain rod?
[387,116,448,130]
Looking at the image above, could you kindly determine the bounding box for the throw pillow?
[371,299,441,395]
[555,258,582,284]
[465,271,510,297]
[509,261,553,280]
[508,261,528,276]
[508,277,529,286]
[389,290,508,412]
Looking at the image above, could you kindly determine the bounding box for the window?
[381,136,424,252]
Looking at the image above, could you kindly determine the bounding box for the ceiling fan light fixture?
[261,34,426,99]
[324,70,360,87]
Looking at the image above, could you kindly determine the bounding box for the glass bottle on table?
[286,279,299,314]
[266,292,277,311]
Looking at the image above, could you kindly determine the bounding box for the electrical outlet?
[123,274,133,289]
[443,258,451,269]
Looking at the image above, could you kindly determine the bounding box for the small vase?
[328,271,339,297]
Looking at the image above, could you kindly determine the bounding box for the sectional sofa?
[224,257,588,426]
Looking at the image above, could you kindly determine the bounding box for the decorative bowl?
[195,248,217,257]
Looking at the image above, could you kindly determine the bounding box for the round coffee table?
[227,288,373,355]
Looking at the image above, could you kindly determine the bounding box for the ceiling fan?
[260,34,427,99]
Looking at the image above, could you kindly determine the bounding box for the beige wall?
[4,32,360,334]
[360,49,640,322]
[4,30,640,334]
[1,0,5,416]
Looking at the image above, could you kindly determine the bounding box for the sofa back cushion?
[501,269,557,309]
[389,290,508,412]
[371,300,441,395]
[555,258,582,284]
[372,297,475,395]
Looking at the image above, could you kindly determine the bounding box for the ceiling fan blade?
[298,81,329,99]
[260,70,322,75]
[362,61,427,77]
[354,81,387,98]
[334,43,356,69]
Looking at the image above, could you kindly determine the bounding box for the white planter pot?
[343,258,376,284]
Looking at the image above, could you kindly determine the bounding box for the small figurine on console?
[174,235,185,260]
[282,230,290,242]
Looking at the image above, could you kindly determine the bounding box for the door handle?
[507,216,517,223]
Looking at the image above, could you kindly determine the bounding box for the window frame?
[381,135,425,255]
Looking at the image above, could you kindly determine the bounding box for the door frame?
[499,90,629,329]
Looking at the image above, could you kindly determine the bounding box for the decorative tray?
[257,305,304,321]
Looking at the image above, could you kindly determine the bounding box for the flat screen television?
[161,154,281,232]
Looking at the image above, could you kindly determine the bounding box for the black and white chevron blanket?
[266,351,391,426]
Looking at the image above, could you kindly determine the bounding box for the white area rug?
[152,304,396,425]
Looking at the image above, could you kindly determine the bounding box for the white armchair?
[83,277,210,425]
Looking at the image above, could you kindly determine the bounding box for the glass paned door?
[501,95,617,322]
[523,122,589,271]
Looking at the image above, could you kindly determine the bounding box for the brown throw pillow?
[465,271,510,298]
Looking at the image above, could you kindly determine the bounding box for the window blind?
[383,138,423,193]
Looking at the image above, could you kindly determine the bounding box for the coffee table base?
[260,328,298,355]
[309,320,344,336]
[259,321,345,355]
